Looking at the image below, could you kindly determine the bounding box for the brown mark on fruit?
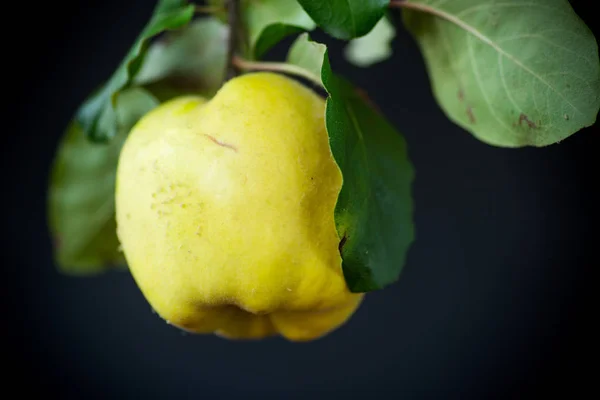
[203,134,237,152]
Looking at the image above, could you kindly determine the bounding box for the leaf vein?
[467,34,515,139]
[498,52,525,119]
[412,2,585,116]
[455,2,570,19]
[344,0,358,37]
[496,34,595,66]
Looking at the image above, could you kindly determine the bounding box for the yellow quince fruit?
[115,72,363,341]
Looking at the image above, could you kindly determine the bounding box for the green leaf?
[296,0,388,40]
[135,17,229,99]
[254,24,309,60]
[48,88,160,275]
[288,34,415,292]
[286,33,327,83]
[75,0,194,142]
[243,0,316,59]
[344,14,395,67]
[402,0,600,147]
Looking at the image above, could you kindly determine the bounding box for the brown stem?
[389,0,408,8]
[232,56,324,88]
[225,0,241,81]
[194,5,223,14]
[390,0,441,14]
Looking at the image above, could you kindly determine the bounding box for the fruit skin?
[115,72,363,341]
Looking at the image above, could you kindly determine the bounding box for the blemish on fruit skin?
[203,134,238,152]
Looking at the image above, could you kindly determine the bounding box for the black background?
[5,1,598,399]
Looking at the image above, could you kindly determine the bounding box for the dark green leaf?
[243,0,315,59]
[296,0,388,40]
[344,14,395,67]
[76,0,194,142]
[327,77,415,292]
[288,34,415,292]
[48,88,160,275]
[255,24,308,59]
[402,0,600,147]
[135,17,229,99]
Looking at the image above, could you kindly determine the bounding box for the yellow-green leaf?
[49,88,159,275]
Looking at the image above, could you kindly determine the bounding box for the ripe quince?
[115,72,363,341]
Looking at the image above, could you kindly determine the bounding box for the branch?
[232,56,324,88]
[194,5,223,15]
[225,0,241,81]
[389,0,431,12]
[389,0,408,8]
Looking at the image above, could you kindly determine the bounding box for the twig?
[225,0,241,81]
[389,0,436,13]
[232,56,324,88]
[389,0,408,8]
[194,5,223,15]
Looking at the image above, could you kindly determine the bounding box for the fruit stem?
[225,0,241,81]
[232,56,324,88]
